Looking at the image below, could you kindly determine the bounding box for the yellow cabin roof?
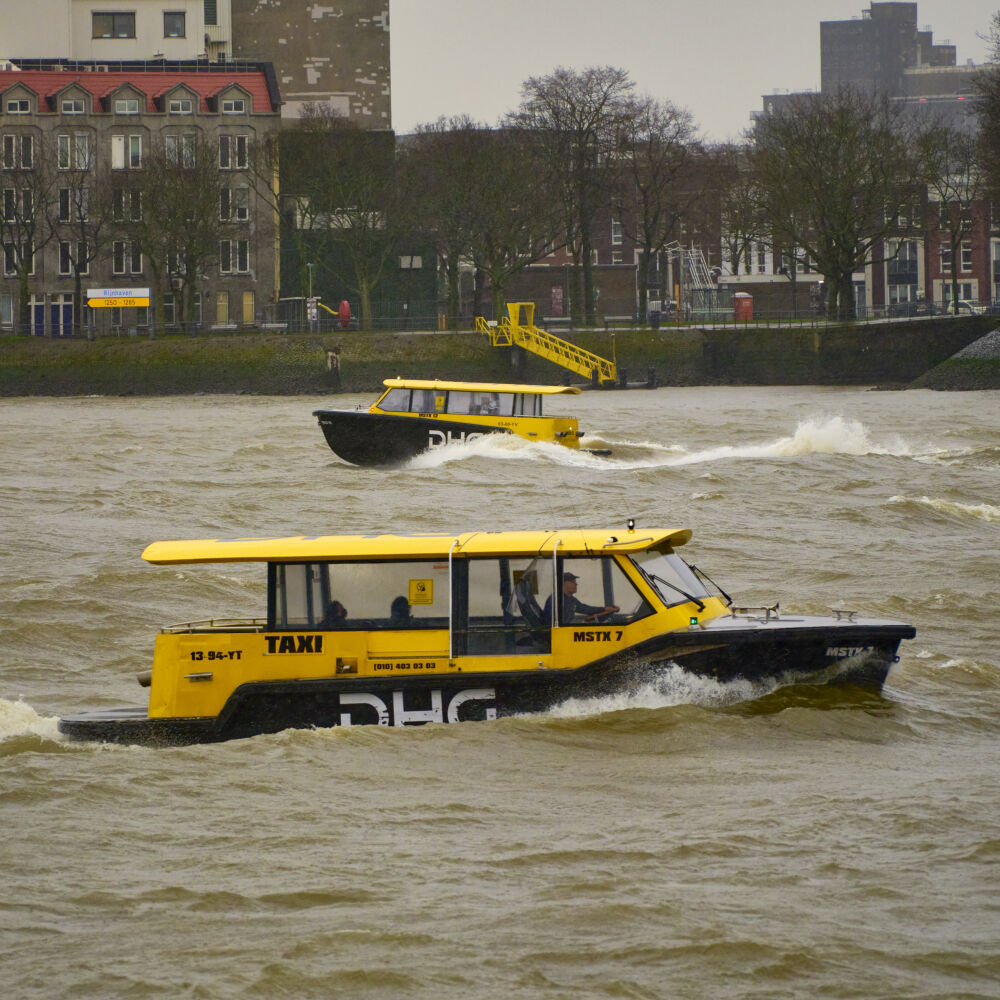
[142,528,692,565]
[382,378,581,396]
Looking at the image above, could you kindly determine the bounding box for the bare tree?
[399,116,486,329]
[508,66,635,326]
[463,127,565,318]
[280,108,401,329]
[124,131,234,333]
[974,11,1000,203]
[750,90,919,320]
[611,95,698,319]
[710,142,767,281]
[1,133,59,334]
[918,122,988,309]
[54,153,117,338]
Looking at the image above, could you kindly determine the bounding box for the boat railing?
[161,618,267,634]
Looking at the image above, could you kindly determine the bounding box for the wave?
[0,698,63,745]
[887,495,1000,523]
[406,415,924,471]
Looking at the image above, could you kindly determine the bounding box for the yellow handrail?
[475,303,616,384]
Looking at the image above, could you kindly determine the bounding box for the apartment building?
[0,61,281,334]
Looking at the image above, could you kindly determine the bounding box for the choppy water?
[2,386,999,999]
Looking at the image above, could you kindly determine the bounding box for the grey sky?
[390,0,994,140]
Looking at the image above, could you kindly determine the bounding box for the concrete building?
[0,61,281,335]
[229,0,390,124]
[0,1,231,63]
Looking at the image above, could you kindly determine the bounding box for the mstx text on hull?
[58,523,916,746]
[313,378,609,466]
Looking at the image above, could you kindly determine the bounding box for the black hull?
[58,620,912,747]
[313,409,507,466]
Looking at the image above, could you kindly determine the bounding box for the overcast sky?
[389,0,994,141]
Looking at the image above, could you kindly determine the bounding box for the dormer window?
[221,98,246,114]
[62,99,85,114]
[115,98,140,114]
[168,99,193,115]
[6,99,30,114]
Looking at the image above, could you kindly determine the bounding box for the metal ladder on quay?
[475,302,617,385]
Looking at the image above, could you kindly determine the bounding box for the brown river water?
[1,386,999,999]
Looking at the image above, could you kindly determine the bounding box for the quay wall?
[0,318,996,396]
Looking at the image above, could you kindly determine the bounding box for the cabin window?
[555,557,652,625]
[270,560,450,630]
[451,556,555,655]
[446,391,504,416]
[377,387,410,412]
[514,394,542,416]
[630,550,709,609]
[410,388,443,413]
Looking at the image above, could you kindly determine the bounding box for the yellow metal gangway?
[474,303,616,385]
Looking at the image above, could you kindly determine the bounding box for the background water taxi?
[313,378,606,465]
[58,525,915,746]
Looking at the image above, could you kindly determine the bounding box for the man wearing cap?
[544,571,619,625]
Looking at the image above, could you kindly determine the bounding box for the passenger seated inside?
[321,599,348,627]
[543,571,619,625]
[389,595,411,626]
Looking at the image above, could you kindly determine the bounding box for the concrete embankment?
[0,317,996,396]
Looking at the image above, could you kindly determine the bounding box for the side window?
[453,557,554,655]
[376,387,409,412]
[554,557,652,625]
[270,561,450,630]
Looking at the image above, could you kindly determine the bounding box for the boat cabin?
[372,379,581,420]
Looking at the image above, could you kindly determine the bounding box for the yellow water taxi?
[58,524,915,746]
[313,378,607,465]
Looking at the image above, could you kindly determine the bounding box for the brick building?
[0,62,281,334]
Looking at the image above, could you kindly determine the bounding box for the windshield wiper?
[648,573,705,612]
[689,565,732,606]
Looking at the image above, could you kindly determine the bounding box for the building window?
[960,242,973,273]
[940,245,952,274]
[168,98,193,114]
[611,219,622,246]
[163,292,176,325]
[242,290,255,324]
[58,187,89,222]
[111,134,142,169]
[6,99,30,114]
[58,134,91,170]
[61,99,85,114]
[113,187,142,221]
[92,12,136,38]
[1,293,12,328]
[2,134,34,169]
[221,98,246,114]
[3,188,32,222]
[3,242,33,275]
[204,0,217,26]
[611,251,623,265]
[220,239,250,274]
[165,134,196,167]
[219,134,248,169]
[216,290,229,324]
[112,240,142,275]
[220,186,249,221]
[164,11,186,37]
[59,241,88,275]
[115,98,140,114]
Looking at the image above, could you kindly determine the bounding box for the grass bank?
[0,319,995,396]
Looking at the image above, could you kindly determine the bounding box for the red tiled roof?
[0,70,277,113]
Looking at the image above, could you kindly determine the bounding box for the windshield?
[630,550,709,608]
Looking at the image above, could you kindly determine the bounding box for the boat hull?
[57,617,912,746]
[313,409,508,466]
